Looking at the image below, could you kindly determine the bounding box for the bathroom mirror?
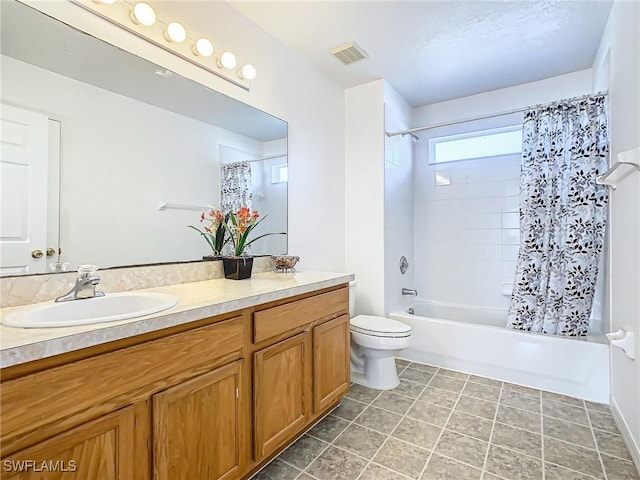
[0,0,288,276]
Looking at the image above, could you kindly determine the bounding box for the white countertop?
[0,271,354,368]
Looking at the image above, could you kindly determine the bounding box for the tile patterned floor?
[253,360,640,480]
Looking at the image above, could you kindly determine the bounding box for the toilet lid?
[350,315,411,338]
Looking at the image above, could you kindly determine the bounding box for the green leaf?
[245,231,287,247]
[213,223,227,253]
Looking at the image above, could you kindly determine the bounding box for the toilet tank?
[348,280,356,317]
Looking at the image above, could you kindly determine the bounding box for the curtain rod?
[224,153,287,165]
[386,91,608,138]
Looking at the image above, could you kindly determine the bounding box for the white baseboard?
[610,397,640,473]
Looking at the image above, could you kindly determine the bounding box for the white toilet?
[349,281,412,390]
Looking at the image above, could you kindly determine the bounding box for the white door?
[0,104,49,275]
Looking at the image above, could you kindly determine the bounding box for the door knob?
[46,248,56,257]
[31,249,44,259]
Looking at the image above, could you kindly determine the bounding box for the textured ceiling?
[229,1,612,107]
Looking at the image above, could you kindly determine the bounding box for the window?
[429,125,522,164]
[271,164,288,184]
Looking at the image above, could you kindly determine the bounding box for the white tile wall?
[501,212,519,229]
[502,246,520,262]
[501,229,521,245]
[414,154,521,309]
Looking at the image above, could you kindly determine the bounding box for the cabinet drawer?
[253,288,348,344]
[1,317,245,457]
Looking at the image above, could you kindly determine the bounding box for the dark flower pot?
[222,256,254,280]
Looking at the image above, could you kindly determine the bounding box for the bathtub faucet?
[402,288,418,296]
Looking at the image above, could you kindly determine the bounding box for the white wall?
[413,69,593,126]
[345,80,385,315]
[384,82,415,314]
[412,71,592,310]
[252,138,288,255]
[593,0,640,468]
[23,0,346,272]
[2,55,265,268]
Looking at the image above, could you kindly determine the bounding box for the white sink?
[1,292,179,328]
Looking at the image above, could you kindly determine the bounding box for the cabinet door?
[153,360,245,480]
[2,407,134,480]
[313,315,350,412]
[253,333,311,460]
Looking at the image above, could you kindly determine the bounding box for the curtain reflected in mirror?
[219,146,288,255]
[221,162,252,213]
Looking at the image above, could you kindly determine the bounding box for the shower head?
[401,132,420,142]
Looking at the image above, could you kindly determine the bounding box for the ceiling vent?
[330,42,368,66]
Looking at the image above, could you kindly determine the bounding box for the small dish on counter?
[271,255,300,273]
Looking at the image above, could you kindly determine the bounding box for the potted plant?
[222,207,286,280]
[188,209,229,259]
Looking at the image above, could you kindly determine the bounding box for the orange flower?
[218,207,283,256]
[203,209,225,227]
[189,209,229,256]
[237,207,252,224]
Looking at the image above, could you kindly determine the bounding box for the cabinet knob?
[31,249,44,259]
[46,248,56,257]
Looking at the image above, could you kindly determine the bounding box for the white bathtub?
[390,301,610,403]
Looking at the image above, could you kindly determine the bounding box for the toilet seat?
[350,315,411,338]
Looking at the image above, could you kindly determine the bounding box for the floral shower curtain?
[221,161,252,213]
[506,94,609,336]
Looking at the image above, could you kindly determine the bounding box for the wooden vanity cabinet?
[0,316,247,480]
[250,288,350,466]
[253,333,311,460]
[313,314,350,412]
[0,284,350,480]
[153,360,246,480]
[2,407,135,480]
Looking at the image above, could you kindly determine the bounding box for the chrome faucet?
[402,288,418,296]
[55,265,105,302]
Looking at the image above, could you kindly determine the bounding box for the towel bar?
[596,147,640,189]
[158,202,215,211]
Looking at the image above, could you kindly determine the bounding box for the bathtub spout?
[402,288,418,296]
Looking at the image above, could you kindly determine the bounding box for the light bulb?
[238,64,256,80]
[164,21,186,43]
[217,51,236,69]
[130,2,156,26]
[193,38,214,57]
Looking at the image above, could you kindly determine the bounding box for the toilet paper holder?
[606,328,635,360]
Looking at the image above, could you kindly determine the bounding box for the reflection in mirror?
[219,146,288,255]
[0,0,287,276]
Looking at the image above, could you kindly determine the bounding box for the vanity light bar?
[164,21,187,43]
[79,0,257,90]
[193,38,214,57]
[129,2,155,26]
